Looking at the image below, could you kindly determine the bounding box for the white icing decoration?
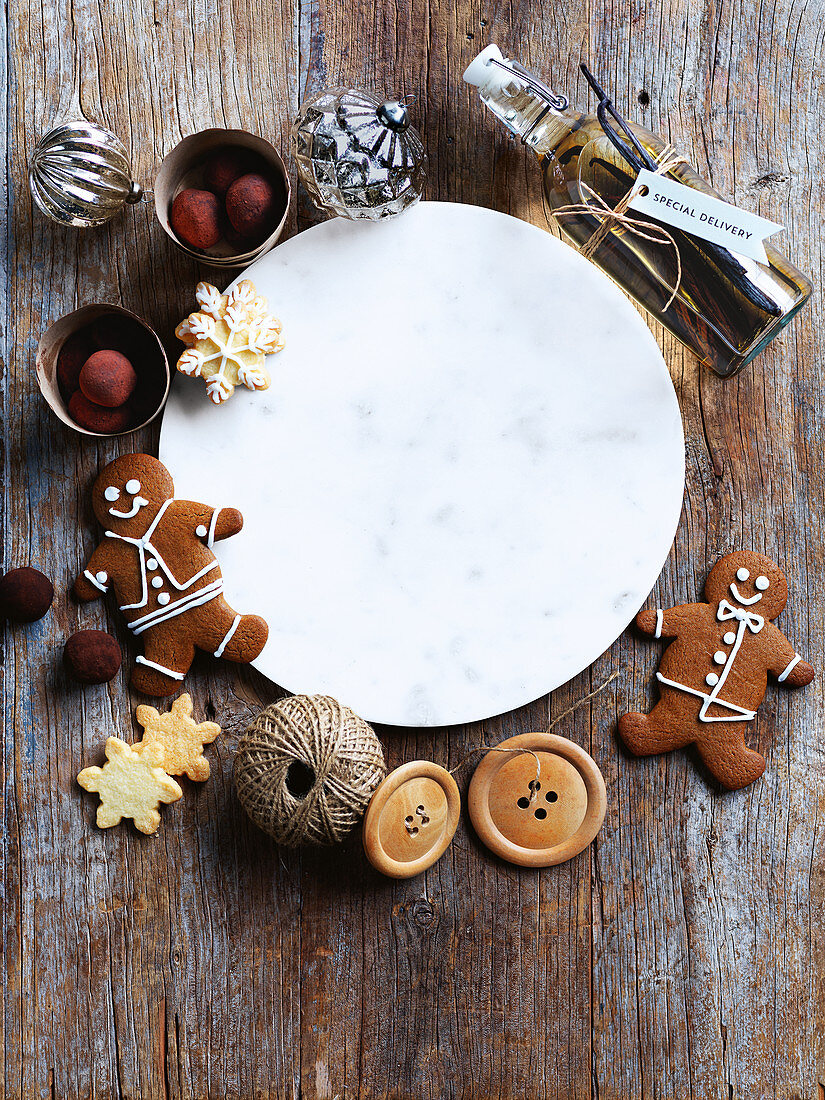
[147,558,158,570]
[713,651,726,665]
[207,509,220,548]
[106,498,220,613]
[729,582,762,606]
[657,599,765,723]
[104,486,119,502]
[654,609,663,639]
[109,495,149,520]
[778,655,801,683]
[214,614,241,658]
[135,655,185,680]
[755,575,770,591]
[152,576,163,589]
[196,525,208,537]
[723,631,736,644]
[737,567,750,581]
[125,479,141,494]
[128,579,224,635]
[157,592,171,606]
[95,571,108,583]
[84,569,109,593]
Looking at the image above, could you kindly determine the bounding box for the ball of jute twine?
[234,694,386,846]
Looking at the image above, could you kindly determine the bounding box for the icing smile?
[729,582,762,606]
[109,496,149,520]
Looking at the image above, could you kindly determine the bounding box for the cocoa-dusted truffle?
[225,173,280,240]
[57,329,94,396]
[202,148,253,198]
[68,391,132,434]
[0,566,54,622]
[64,630,122,685]
[79,350,137,407]
[170,188,223,250]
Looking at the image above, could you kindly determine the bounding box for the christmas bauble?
[292,88,426,220]
[29,121,143,227]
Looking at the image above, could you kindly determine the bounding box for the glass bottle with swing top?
[464,45,811,378]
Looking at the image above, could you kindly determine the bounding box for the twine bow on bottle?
[552,145,688,311]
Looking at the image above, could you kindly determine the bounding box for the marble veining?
[160,202,685,726]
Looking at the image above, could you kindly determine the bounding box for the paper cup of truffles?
[155,128,290,267]
[36,304,170,437]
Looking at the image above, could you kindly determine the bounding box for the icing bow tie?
[717,599,764,633]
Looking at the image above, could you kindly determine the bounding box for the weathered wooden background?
[2,0,823,1096]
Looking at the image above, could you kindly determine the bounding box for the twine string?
[448,670,619,803]
[552,145,688,311]
[234,694,387,846]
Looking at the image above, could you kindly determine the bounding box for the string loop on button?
[448,670,619,801]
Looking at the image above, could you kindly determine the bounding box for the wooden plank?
[585,3,825,1099]
[4,0,825,1096]
[4,0,301,1096]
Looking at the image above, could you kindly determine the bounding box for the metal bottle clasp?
[485,57,570,143]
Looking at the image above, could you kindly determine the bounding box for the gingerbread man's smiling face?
[704,551,788,621]
[92,454,174,537]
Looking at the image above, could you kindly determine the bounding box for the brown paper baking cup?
[155,128,290,267]
[36,304,170,437]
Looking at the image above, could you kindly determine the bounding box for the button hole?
[534,807,547,820]
[545,791,558,803]
[517,796,530,809]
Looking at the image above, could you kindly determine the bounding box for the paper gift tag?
[628,168,783,264]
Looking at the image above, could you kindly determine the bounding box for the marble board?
[159,201,685,727]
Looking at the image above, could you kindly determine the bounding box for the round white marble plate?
[160,202,684,727]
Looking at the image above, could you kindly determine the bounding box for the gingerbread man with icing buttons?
[619,551,814,790]
[74,454,268,696]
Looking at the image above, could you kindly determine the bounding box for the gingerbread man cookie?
[74,454,268,696]
[619,551,814,790]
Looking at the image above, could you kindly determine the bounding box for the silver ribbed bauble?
[29,121,143,227]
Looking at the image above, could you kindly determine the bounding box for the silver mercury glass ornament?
[292,88,426,220]
[29,121,143,227]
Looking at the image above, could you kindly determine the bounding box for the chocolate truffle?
[57,329,94,396]
[0,567,54,622]
[68,391,132,434]
[170,188,223,250]
[202,148,252,198]
[64,630,122,685]
[79,350,137,407]
[225,173,279,240]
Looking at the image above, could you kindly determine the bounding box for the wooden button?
[468,733,606,867]
[363,761,460,878]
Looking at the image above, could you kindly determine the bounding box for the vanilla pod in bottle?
[464,46,811,377]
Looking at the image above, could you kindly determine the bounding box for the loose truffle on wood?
[80,350,137,407]
[64,630,122,684]
[0,567,54,622]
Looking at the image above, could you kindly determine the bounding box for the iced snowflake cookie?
[175,280,285,404]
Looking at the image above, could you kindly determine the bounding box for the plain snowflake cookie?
[77,736,183,834]
[175,280,285,404]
